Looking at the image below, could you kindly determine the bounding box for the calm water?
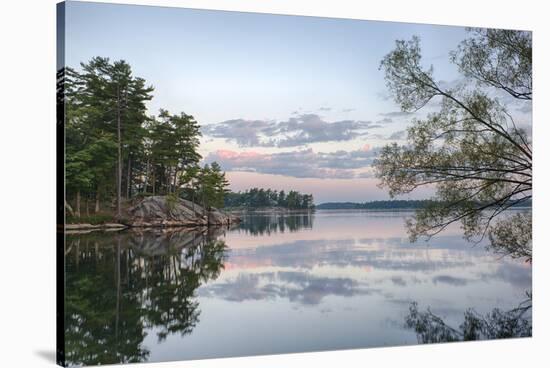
[64,210,531,366]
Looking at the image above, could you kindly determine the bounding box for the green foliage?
[148,109,202,195]
[224,188,314,210]
[165,193,179,211]
[63,56,207,218]
[195,162,230,209]
[488,212,532,261]
[451,29,532,100]
[376,29,532,260]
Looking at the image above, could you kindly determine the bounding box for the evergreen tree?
[78,57,154,217]
[64,56,221,221]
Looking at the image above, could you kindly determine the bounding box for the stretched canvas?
[57,1,533,366]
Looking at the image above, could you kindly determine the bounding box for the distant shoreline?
[315,199,532,211]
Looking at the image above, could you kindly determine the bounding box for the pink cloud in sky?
[216,149,263,160]
[205,147,379,180]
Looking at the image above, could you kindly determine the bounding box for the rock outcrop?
[126,195,239,228]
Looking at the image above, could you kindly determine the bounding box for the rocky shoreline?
[65,196,240,233]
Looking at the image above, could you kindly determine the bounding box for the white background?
[0,0,548,367]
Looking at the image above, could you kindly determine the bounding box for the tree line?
[224,188,314,210]
[315,200,436,210]
[315,199,532,210]
[61,57,229,220]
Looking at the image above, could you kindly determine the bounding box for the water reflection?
[198,271,378,306]
[235,212,314,236]
[64,229,227,366]
[405,295,532,343]
[64,210,531,366]
[202,234,531,307]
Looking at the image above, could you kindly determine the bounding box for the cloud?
[205,147,380,179]
[341,108,356,113]
[202,114,383,147]
[379,111,413,118]
[377,117,393,124]
[318,106,332,112]
[202,118,271,146]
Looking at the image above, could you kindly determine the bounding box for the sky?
[62,1,531,203]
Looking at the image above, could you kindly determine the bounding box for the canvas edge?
[56,1,66,366]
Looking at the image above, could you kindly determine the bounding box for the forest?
[61,57,229,221]
[224,188,314,210]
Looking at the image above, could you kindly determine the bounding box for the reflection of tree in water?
[142,235,227,342]
[65,235,149,366]
[64,229,227,366]
[238,213,314,236]
[405,293,531,343]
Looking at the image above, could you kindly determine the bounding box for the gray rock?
[126,196,239,227]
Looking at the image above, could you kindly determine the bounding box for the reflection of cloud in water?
[478,262,532,289]
[206,212,531,331]
[432,275,469,286]
[199,271,379,306]
[217,231,531,304]
[390,276,408,287]
[226,236,481,272]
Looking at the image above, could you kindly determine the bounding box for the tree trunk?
[152,172,156,195]
[126,155,132,199]
[75,190,81,218]
[166,167,171,194]
[85,195,89,217]
[143,159,150,193]
[116,84,122,219]
[95,190,100,213]
[173,167,178,195]
[65,200,74,217]
[201,189,208,224]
